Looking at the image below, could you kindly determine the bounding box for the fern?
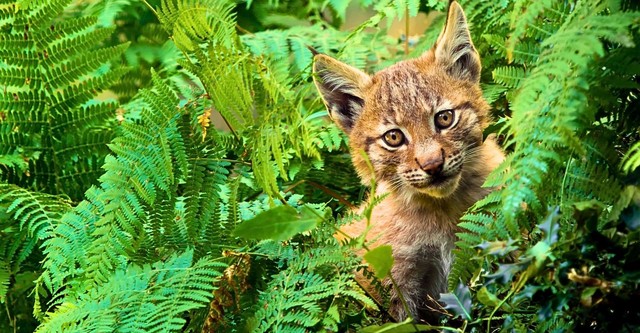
[0,0,128,200]
[505,0,556,56]
[491,65,526,89]
[0,0,128,324]
[251,240,375,332]
[483,34,540,66]
[501,2,637,223]
[42,70,189,289]
[449,0,640,330]
[0,184,70,302]
[33,70,238,330]
[623,141,640,173]
[36,249,226,333]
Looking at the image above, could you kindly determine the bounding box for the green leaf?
[485,263,524,285]
[528,241,551,266]
[0,262,9,303]
[538,207,560,245]
[580,287,598,307]
[476,286,500,308]
[363,245,394,279]
[439,282,472,320]
[477,238,518,257]
[233,205,321,241]
[328,0,350,20]
[359,318,437,332]
[477,286,511,311]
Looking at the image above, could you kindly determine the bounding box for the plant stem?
[405,5,410,56]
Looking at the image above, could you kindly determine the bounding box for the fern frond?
[251,242,374,332]
[314,123,346,152]
[506,0,556,58]
[483,34,540,66]
[36,250,225,333]
[0,0,128,200]
[0,184,70,301]
[622,141,640,173]
[41,71,180,291]
[0,261,9,303]
[157,0,236,51]
[0,184,71,240]
[492,66,526,89]
[500,5,638,223]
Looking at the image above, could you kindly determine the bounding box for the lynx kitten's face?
[351,62,487,198]
[314,2,488,199]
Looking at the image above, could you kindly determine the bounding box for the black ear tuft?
[306,45,320,56]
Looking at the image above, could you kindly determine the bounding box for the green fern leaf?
[36,249,225,333]
[492,66,526,89]
[0,0,128,200]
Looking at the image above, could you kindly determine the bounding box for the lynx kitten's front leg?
[387,243,452,322]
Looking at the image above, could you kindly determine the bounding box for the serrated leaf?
[439,282,472,320]
[527,241,551,269]
[233,205,321,241]
[364,245,393,279]
[477,238,518,257]
[538,206,560,244]
[485,263,524,285]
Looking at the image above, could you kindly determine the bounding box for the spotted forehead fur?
[363,59,488,131]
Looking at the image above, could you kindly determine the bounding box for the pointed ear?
[313,54,371,133]
[434,1,481,82]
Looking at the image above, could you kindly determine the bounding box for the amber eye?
[382,129,405,147]
[435,110,455,129]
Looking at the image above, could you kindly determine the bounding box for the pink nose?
[418,158,443,175]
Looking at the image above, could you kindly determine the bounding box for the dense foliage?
[0,0,638,332]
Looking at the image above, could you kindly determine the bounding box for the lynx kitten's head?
[313,1,488,199]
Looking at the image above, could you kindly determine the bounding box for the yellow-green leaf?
[364,245,393,279]
[233,205,320,241]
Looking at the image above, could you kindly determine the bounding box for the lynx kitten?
[312,1,505,322]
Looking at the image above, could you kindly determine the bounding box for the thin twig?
[235,24,253,36]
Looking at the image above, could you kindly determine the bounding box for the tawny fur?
[313,1,505,323]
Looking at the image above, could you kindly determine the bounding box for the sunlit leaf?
[364,245,394,279]
[233,205,321,241]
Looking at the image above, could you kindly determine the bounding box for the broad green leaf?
[477,238,518,257]
[477,286,500,308]
[233,205,321,241]
[477,286,512,311]
[364,245,393,279]
[528,241,551,266]
[538,207,560,244]
[439,282,472,320]
[359,318,437,332]
[485,263,524,285]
